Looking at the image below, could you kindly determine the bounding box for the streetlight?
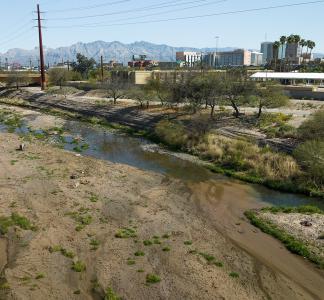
[215,36,220,69]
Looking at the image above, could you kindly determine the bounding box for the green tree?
[279,36,287,72]
[145,77,171,106]
[254,83,289,117]
[71,53,96,79]
[273,41,280,71]
[298,109,324,140]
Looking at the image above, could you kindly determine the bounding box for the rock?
[300,220,312,227]
[18,143,25,151]
[70,174,78,180]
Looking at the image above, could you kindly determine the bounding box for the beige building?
[204,49,252,68]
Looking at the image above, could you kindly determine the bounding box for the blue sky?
[0,0,323,53]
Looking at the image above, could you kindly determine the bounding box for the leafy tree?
[145,78,171,106]
[71,53,96,79]
[254,83,289,117]
[48,68,70,88]
[127,86,154,108]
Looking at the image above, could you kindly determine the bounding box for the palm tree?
[305,40,312,63]
[299,38,307,63]
[273,41,280,71]
[279,36,287,72]
[308,41,316,60]
[286,35,296,71]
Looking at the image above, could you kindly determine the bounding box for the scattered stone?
[70,174,79,180]
[300,220,312,227]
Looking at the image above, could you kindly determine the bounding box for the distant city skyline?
[0,0,324,53]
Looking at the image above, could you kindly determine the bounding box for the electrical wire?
[47,0,217,20]
[46,0,324,29]
[47,0,226,28]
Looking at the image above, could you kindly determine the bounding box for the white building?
[251,51,263,66]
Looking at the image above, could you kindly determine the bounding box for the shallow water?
[1,119,323,209]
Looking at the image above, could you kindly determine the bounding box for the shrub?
[294,140,324,185]
[71,261,86,272]
[146,274,161,284]
[154,120,188,149]
[298,110,324,140]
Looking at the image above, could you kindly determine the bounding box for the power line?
[47,0,324,29]
[46,0,132,13]
[47,0,227,28]
[47,0,215,20]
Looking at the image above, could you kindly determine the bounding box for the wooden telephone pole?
[37,4,46,90]
[100,55,104,82]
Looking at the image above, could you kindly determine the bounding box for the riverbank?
[245,206,324,268]
[0,89,323,199]
[1,107,324,299]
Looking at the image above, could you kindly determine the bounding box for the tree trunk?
[257,101,262,118]
[230,99,240,118]
[113,97,117,105]
[210,105,215,118]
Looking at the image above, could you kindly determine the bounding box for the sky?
[0,0,324,53]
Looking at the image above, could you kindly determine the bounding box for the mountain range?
[1,40,323,67]
[0,40,238,66]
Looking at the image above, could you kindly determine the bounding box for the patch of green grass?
[0,282,10,290]
[89,193,99,203]
[153,238,161,245]
[162,233,170,239]
[126,259,136,266]
[134,251,145,257]
[0,213,36,234]
[71,261,86,272]
[261,205,323,215]
[115,228,137,238]
[49,245,75,258]
[146,274,161,284]
[245,210,324,268]
[90,239,100,250]
[162,246,171,252]
[35,273,45,280]
[199,252,215,263]
[104,287,121,300]
[229,272,239,278]
[213,261,223,267]
[10,160,18,165]
[184,240,192,245]
[143,240,153,246]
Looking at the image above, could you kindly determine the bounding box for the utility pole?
[215,36,220,70]
[100,55,104,82]
[37,4,46,90]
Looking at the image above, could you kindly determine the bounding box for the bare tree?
[6,72,31,90]
[48,68,70,89]
[102,79,129,105]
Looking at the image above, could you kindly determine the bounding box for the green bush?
[294,140,324,185]
[298,110,324,140]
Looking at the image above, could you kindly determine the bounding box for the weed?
[229,272,239,278]
[0,282,10,290]
[199,252,215,263]
[0,213,36,234]
[143,240,153,246]
[35,273,45,280]
[162,246,171,252]
[146,274,161,284]
[90,239,100,250]
[104,287,121,300]
[126,259,136,266]
[184,240,193,245]
[134,251,145,257]
[213,261,223,267]
[153,238,161,245]
[71,261,86,272]
[10,160,18,166]
[188,249,197,254]
[115,228,137,238]
[89,193,99,203]
[137,269,144,273]
[74,290,81,295]
[61,248,75,259]
[162,234,170,239]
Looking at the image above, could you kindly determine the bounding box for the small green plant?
[146,274,161,284]
[35,273,45,280]
[134,251,145,257]
[0,213,36,234]
[184,240,192,245]
[153,238,161,245]
[137,269,144,273]
[115,228,137,238]
[162,234,170,239]
[229,272,239,278]
[213,261,223,267]
[89,193,99,203]
[126,259,136,266]
[61,248,75,259]
[188,249,197,254]
[90,239,100,250]
[104,287,121,300]
[74,290,81,295]
[72,261,86,272]
[143,240,153,246]
[199,252,215,263]
[162,246,171,252]
[0,282,10,290]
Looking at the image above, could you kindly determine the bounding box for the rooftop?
[250,72,324,80]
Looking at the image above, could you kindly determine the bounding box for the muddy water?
[1,118,324,298]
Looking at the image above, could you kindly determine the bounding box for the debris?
[300,220,312,227]
[18,143,25,151]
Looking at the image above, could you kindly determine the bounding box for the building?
[260,42,274,65]
[285,43,302,64]
[204,49,252,68]
[176,51,202,67]
[250,51,263,66]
